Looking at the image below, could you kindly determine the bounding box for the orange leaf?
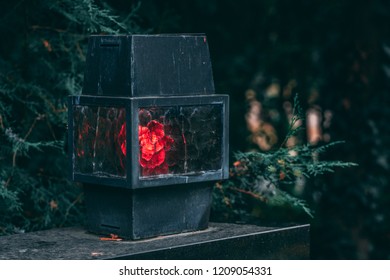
[42,39,52,52]
[91,252,104,257]
[99,233,123,241]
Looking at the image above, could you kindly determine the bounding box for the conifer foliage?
[212,95,357,223]
[0,0,141,234]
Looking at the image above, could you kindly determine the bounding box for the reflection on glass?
[138,105,223,178]
[73,106,126,177]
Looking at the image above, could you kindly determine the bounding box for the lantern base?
[83,183,212,240]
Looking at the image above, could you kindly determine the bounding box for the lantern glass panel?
[73,105,126,178]
[138,104,223,178]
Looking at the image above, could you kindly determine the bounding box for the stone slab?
[0,223,310,260]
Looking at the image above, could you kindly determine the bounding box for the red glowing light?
[139,120,174,175]
[118,120,174,176]
[118,123,127,156]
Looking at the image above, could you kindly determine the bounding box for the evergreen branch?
[0,186,22,211]
[306,161,358,176]
[312,140,345,154]
[280,94,305,148]
[229,186,267,202]
[5,128,62,156]
[0,115,4,130]
[30,25,68,33]
[59,193,83,227]
[268,189,314,218]
[214,95,357,220]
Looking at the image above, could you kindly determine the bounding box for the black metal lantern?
[68,34,229,239]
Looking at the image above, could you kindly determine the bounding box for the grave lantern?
[68,34,229,239]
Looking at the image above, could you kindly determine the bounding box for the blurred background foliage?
[0,0,141,234]
[1,0,389,259]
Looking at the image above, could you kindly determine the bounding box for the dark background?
[1,0,389,259]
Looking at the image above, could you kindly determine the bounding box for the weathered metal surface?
[83,183,213,239]
[82,34,215,97]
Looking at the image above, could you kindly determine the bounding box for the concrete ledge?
[0,223,310,260]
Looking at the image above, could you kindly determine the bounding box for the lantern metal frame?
[68,94,229,189]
